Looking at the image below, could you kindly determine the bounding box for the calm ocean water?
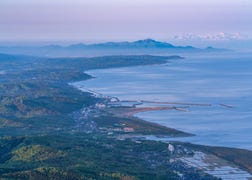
[73,52,252,150]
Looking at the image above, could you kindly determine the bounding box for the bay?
[73,52,252,150]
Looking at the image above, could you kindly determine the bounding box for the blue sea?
[73,52,252,150]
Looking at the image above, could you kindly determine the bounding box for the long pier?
[140,100,212,107]
[75,85,234,109]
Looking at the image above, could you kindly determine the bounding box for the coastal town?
[68,84,252,180]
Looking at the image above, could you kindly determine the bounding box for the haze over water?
[73,52,252,150]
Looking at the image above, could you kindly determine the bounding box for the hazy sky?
[0,0,251,43]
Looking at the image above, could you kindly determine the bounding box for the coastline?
[72,57,252,149]
[3,54,251,179]
[71,69,252,177]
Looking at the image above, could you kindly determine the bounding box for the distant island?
[0,39,229,57]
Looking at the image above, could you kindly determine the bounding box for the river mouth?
[72,52,252,150]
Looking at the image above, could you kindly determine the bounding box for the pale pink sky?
[0,0,251,42]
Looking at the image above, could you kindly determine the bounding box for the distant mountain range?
[44,39,217,50]
[0,39,229,57]
[65,39,176,49]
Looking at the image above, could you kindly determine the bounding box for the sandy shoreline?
[112,106,176,117]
